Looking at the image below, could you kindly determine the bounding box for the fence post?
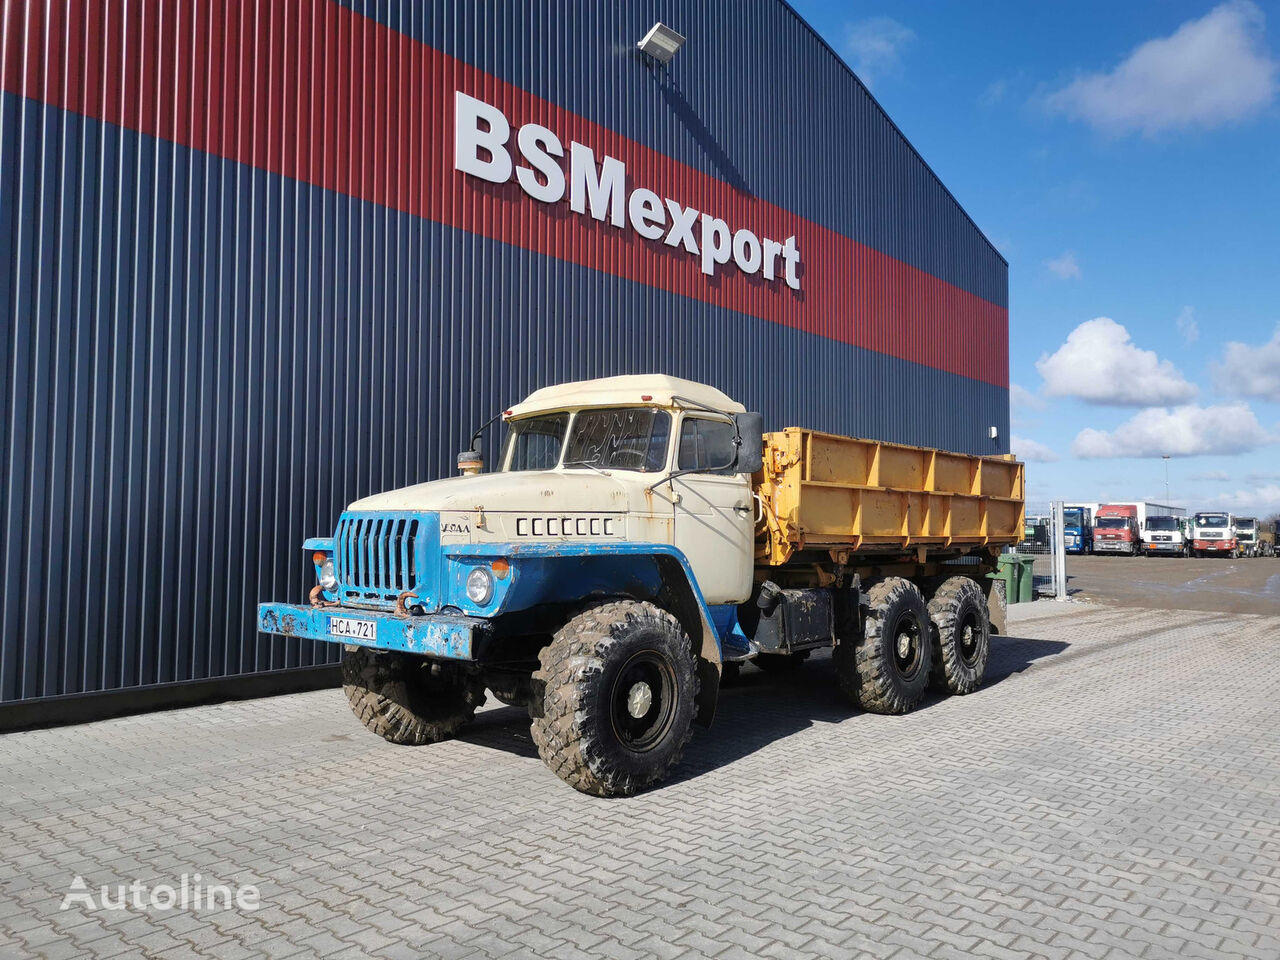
[1051,500,1068,601]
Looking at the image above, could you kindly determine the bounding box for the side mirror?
[733,412,764,473]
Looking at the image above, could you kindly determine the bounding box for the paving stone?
[0,604,1276,958]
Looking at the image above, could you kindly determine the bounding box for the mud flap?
[984,578,1008,635]
[694,658,720,727]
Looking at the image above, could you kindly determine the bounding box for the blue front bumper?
[257,602,487,660]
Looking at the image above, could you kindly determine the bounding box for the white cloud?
[979,79,1007,107]
[1044,251,1082,280]
[1213,323,1280,401]
[1072,403,1275,458]
[1205,483,1280,512]
[1176,306,1199,344]
[1011,435,1058,463]
[1010,383,1046,414]
[844,17,915,89]
[1045,0,1279,136]
[1037,317,1198,406]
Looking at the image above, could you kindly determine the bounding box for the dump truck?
[258,376,1024,796]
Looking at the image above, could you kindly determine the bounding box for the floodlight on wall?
[637,22,686,64]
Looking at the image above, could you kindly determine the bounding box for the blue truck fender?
[446,542,724,726]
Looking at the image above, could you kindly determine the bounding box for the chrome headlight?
[318,556,338,591]
[465,566,494,605]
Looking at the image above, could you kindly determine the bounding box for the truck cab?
[1235,517,1259,558]
[1063,507,1093,554]
[1093,505,1139,556]
[1141,515,1189,557]
[1192,512,1238,558]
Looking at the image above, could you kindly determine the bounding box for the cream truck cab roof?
[506,375,745,418]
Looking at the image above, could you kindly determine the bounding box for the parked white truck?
[1141,515,1191,557]
[1192,512,1239,558]
[259,376,1024,795]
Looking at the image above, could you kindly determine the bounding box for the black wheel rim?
[957,610,982,668]
[890,614,924,680]
[609,650,677,752]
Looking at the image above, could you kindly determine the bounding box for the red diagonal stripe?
[3,0,1008,388]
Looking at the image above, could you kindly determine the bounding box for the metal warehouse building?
[0,1,1008,721]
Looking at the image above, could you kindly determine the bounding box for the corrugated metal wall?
[0,0,1008,707]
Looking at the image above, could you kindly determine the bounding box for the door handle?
[733,503,751,514]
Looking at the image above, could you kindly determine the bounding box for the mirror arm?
[469,411,505,452]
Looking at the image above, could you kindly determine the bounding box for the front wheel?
[834,578,933,714]
[530,601,698,797]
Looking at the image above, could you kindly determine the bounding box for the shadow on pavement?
[457,632,1071,778]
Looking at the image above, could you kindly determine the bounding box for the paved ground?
[1031,553,1280,616]
[1,602,1278,960]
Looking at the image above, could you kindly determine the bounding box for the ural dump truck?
[259,376,1024,795]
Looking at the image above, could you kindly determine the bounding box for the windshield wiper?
[562,459,612,477]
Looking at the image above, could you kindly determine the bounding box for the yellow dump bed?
[755,428,1025,567]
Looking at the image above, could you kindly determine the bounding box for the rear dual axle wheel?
[834,576,990,714]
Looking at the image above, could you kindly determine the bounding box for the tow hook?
[309,585,337,608]
[393,592,418,617]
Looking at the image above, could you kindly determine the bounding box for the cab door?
[670,414,755,605]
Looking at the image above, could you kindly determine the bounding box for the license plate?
[329,617,376,641]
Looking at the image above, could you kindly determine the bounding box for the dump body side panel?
[755,429,1024,568]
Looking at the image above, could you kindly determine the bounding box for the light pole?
[1162,455,1171,504]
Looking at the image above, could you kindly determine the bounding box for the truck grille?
[334,514,420,600]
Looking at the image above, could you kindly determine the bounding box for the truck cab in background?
[1141,515,1189,557]
[1235,517,1259,557]
[1094,504,1140,556]
[1063,507,1093,554]
[1192,512,1238,558]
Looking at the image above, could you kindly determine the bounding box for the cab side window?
[677,417,737,476]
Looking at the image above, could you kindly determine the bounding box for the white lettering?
[700,215,732,276]
[627,188,666,239]
[664,200,700,254]
[454,92,802,288]
[732,229,762,274]
[569,142,626,227]
[454,92,512,183]
[515,123,565,203]
[782,235,801,290]
[60,876,97,911]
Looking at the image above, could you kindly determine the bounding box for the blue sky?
[792,0,1280,516]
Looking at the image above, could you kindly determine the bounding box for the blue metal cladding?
[338,0,1008,308]
[0,1,1008,707]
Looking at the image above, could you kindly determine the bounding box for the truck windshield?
[503,414,569,471]
[1064,510,1087,525]
[1146,517,1178,531]
[1237,520,1256,531]
[562,408,671,473]
[1096,517,1129,529]
[1195,514,1228,527]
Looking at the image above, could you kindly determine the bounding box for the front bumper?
[1144,542,1183,553]
[257,602,488,660]
[1194,540,1235,552]
[1094,541,1134,552]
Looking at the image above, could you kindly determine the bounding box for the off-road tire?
[833,578,933,714]
[752,651,810,674]
[341,646,485,745]
[530,601,698,797]
[927,576,990,695]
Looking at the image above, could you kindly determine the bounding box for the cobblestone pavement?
[1,602,1277,959]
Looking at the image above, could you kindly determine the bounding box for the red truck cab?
[1094,504,1140,556]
